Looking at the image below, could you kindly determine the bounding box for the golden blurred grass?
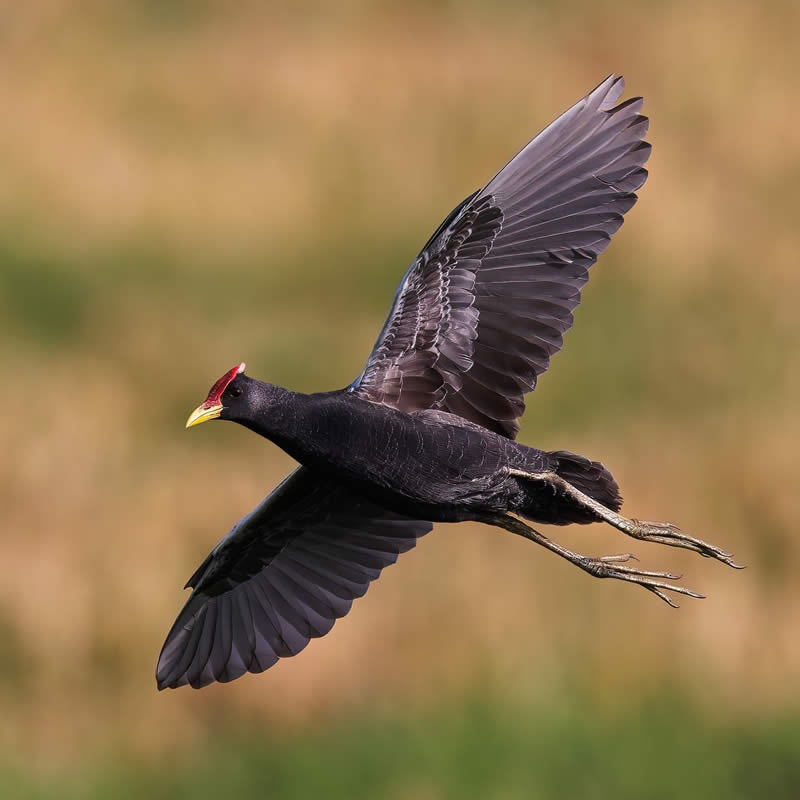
[1,0,799,769]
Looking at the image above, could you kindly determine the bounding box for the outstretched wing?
[156,467,432,690]
[350,75,650,438]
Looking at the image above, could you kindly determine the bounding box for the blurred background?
[1,1,799,797]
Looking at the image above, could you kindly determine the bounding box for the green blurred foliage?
[5,694,800,798]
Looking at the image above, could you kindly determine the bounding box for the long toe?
[598,553,639,564]
[581,555,705,608]
[630,519,744,569]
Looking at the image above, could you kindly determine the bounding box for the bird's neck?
[237,383,298,436]
[236,384,337,465]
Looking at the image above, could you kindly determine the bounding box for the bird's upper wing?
[350,75,650,438]
[156,467,432,689]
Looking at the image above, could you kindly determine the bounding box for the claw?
[650,587,680,608]
[629,519,742,570]
[580,554,704,607]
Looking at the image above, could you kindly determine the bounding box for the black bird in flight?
[157,75,740,690]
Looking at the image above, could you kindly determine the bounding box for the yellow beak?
[186,403,223,429]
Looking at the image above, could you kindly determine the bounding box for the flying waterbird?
[157,75,741,691]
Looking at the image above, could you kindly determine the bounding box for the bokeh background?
[2,1,799,797]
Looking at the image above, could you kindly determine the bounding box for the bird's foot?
[627,519,744,569]
[579,552,704,608]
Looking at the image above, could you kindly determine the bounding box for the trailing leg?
[509,468,743,569]
[475,512,703,608]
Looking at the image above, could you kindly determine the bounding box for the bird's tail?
[552,450,622,512]
[517,450,622,525]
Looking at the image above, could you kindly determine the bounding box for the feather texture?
[156,467,431,689]
[352,75,649,437]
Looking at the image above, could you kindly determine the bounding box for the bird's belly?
[339,476,505,522]
[320,454,516,522]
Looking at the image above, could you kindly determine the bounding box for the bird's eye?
[229,386,242,398]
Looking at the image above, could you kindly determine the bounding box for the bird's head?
[185,362,254,428]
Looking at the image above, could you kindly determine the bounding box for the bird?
[156,75,740,691]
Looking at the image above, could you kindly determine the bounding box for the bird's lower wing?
[156,467,432,690]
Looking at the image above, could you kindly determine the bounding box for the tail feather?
[552,450,622,513]
[518,450,622,525]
